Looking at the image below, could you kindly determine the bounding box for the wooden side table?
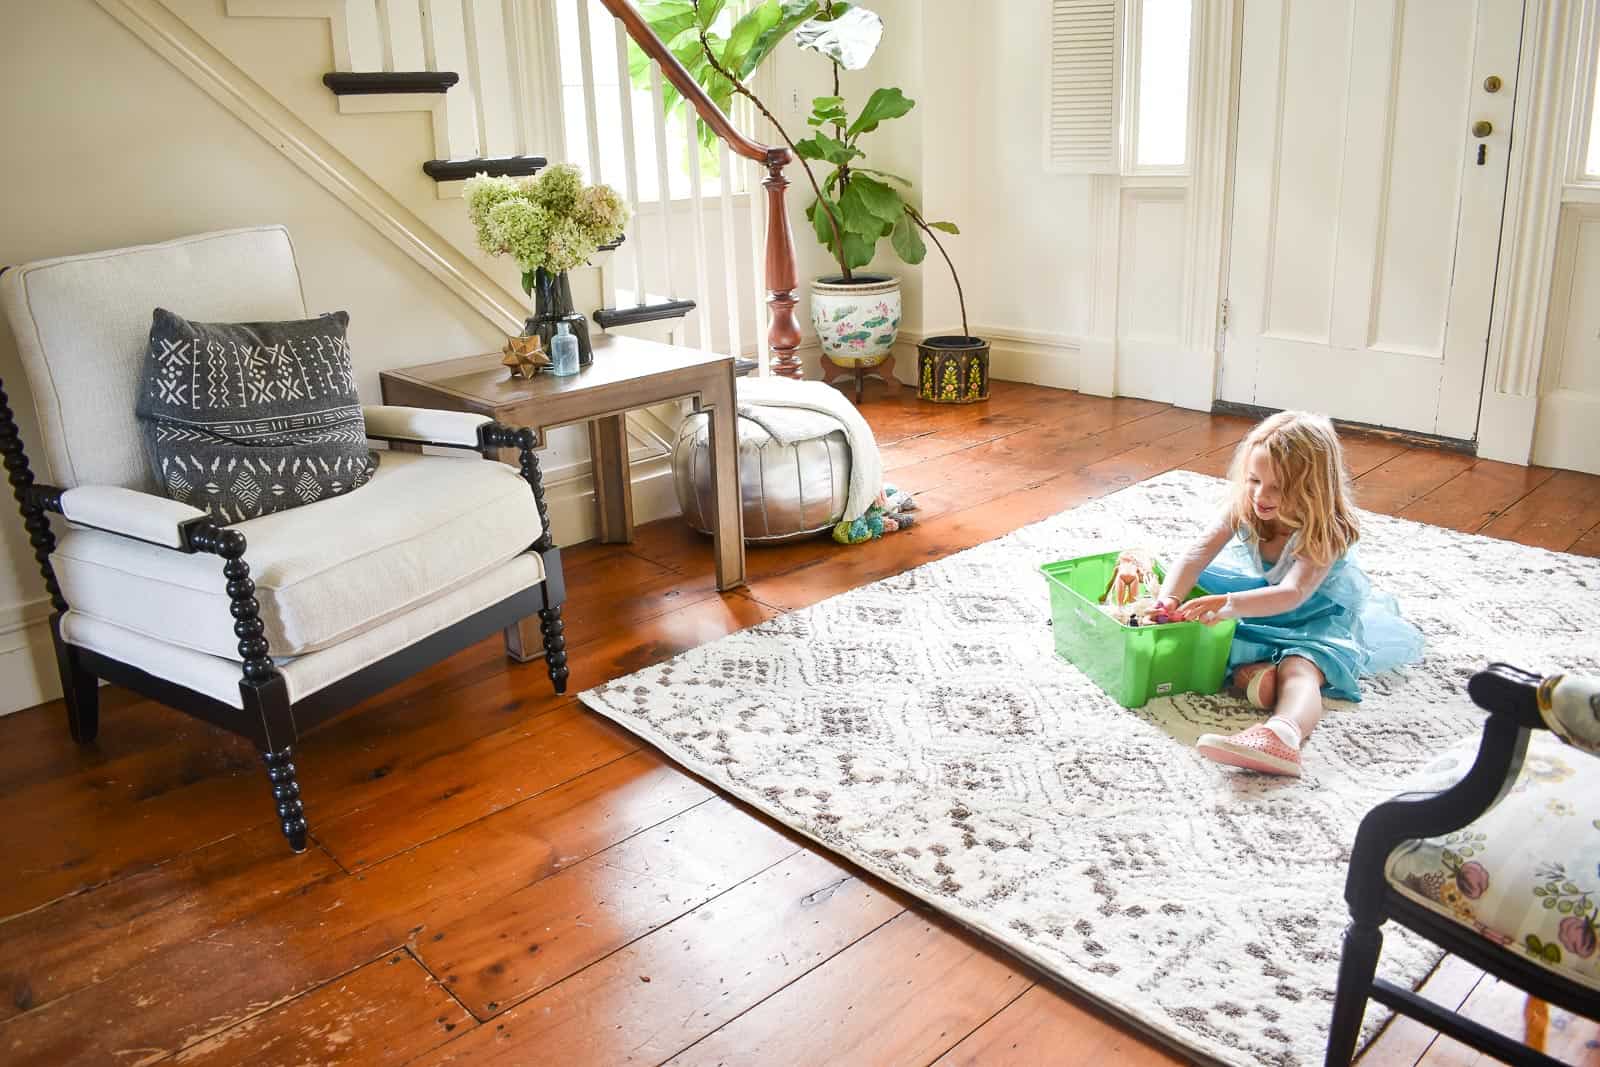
[380,334,745,659]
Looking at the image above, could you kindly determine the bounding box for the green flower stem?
[905,203,968,339]
[689,0,852,280]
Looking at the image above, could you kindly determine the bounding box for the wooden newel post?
[763,153,803,380]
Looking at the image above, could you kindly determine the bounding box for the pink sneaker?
[1196,724,1303,777]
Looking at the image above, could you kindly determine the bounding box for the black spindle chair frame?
[1,373,567,854]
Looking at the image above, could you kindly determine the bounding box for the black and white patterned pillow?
[136,307,378,522]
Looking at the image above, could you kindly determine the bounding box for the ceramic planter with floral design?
[810,274,901,368]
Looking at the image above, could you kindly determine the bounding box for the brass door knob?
[1472,120,1494,138]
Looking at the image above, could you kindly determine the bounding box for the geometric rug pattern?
[580,471,1600,1066]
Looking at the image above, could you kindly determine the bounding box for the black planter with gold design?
[916,335,990,404]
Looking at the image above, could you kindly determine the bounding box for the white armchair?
[0,226,568,853]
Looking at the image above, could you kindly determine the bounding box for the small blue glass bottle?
[550,322,579,377]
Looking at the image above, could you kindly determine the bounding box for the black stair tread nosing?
[323,72,459,95]
[423,156,549,181]
[593,298,695,329]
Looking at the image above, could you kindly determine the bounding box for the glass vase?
[524,268,593,368]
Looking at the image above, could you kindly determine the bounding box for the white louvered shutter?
[1046,0,1122,174]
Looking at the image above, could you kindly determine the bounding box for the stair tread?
[593,297,695,329]
[423,155,548,181]
[323,71,458,95]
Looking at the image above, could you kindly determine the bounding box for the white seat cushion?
[51,451,542,659]
[59,553,547,709]
[1386,730,1600,994]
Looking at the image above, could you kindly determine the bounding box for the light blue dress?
[1197,529,1425,702]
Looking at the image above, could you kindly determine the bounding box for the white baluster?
[572,0,604,183]
[612,16,647,307]
[424,1,480,158]
[648,63,678,299]
[683,109,715,350]
[465,0,518,157]
[344,0,385,71]
[717,138,742,360]
[380,0,425,69]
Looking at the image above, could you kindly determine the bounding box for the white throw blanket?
[736,378,882,521]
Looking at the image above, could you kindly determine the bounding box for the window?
[1131,0,1192,169]
[553,0,749,201]
[1046,0,1194,175]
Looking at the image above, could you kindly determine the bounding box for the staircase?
[180,0,786,373]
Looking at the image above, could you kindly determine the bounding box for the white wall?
[1533,200,1600,474]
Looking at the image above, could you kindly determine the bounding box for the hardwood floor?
[2,381,1596,1067]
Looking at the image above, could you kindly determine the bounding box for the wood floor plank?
[0,754,712,1065]
[417,797,800,1017]
[0,822,341,1024]
[168,951,472,1067]
[1399,461,1557,534]
[1413,976,1600,1066]
[1340,435,1414,479]
[932,982,1187,1066]
[1480,469,1600,552]
[663,910,1027,1066]
[1570,523,1600,558]
[311,703,638,869]
[410,853,905,1066]
[1354,956,1488,1066]
[1354,450,1479,516]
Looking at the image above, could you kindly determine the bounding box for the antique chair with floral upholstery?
[0,227,569,854]
[1325,663,1599,1067]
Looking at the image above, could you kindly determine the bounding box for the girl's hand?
[1153,595,1181,615]
[1177,594,1230,625]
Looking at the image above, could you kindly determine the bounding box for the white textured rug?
[579,471,1600,1066]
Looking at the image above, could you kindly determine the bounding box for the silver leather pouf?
[673,406,852,543]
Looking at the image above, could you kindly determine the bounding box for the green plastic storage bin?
[1040,550,1238,708]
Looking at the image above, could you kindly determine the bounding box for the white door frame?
[1199,0,1582,462]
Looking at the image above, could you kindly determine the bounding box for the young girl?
[1153,411,1424,777]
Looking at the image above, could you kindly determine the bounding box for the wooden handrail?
[595,0,803,379]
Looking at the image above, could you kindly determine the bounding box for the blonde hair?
[1226,411,1358,566]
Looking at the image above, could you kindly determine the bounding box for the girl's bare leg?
[1271,655,1327,742]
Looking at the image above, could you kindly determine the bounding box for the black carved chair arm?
[1343,663,1548,912]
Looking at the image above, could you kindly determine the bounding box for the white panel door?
[1222,0,1523,438]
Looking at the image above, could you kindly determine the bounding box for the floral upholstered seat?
[1385,728,1599,993]
[1328,667,1599,1067]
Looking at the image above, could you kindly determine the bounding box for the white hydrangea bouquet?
[464,163,629,293]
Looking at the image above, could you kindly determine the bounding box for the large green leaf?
[855,166,911,186]
[842,231,876,270]
[638,1,701,47]
[721,1,781,71]
[737,0,819,79]
[890,211,927,264]
[793,5,883,70]
[848,174,902,225]
[809,194,843,250]
[696,0,727,30]
[846,86,915,138]
[793,133,861,166]
[838,181,888,237]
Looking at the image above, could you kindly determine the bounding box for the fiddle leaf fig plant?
[630,0,966,319]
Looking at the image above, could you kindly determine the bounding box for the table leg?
[701,367,746,591]
[503,618,544,663]
[588,414,634,543]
